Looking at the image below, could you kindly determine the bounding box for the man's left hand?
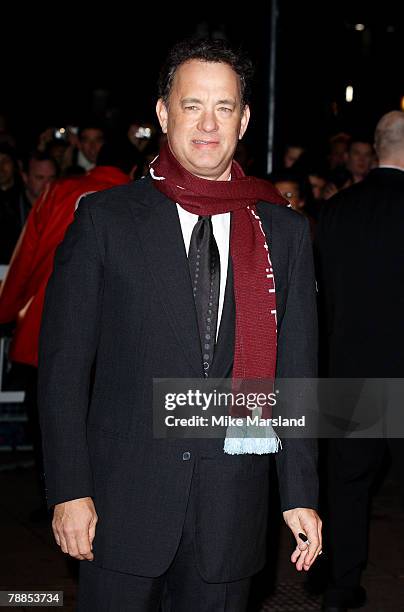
[283,507,322,571]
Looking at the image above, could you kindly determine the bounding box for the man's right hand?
[52,497,98,560]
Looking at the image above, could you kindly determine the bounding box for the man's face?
[308,174,326,200]
[0,153,15,189]
[328,141,348,169]
[79,128,105,164]
[274,180,303,210]
[156,60,250,181]
[283,146,304,169]
[48,141,67,166]
[347,142,373,179]
[24,159,57,200]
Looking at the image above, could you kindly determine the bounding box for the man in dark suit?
[39,39,321,611]
[315,110,404,612]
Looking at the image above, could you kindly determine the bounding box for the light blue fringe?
[223,421,282,455]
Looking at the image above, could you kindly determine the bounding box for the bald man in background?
[316,111,404,611]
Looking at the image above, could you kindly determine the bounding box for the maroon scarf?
[150,143,288,416]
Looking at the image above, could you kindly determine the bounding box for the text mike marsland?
[164,415,306,428]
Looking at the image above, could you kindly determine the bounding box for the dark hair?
[291,153,328,180]
[78,123,105,139]
[284,142,306,152]
[158,38,254,107]
[268,169,302,185]
[0,142,19,168]
[23,150,58,174]
[327,166,353,190]
[96,139,140,175]
[348,135,373,150]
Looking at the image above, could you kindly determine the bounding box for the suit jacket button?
[182,451,191,461]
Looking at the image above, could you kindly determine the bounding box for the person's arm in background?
[38,195,103,560]
[0,184,54,323]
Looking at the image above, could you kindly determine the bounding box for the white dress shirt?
[176,204,230,340]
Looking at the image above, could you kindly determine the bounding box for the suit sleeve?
[274,216,319,511]
[38,197,103,507]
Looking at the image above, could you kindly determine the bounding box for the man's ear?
[239,105,250,140]
[156,99,168,134]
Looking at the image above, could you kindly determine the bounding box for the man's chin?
[191,167,228,181]
[184,157,230,180]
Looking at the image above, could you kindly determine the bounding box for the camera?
[53,126,79,140]
[54,127,67,140]
[135,126,152,139]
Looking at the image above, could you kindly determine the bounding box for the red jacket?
[0,166,130,366]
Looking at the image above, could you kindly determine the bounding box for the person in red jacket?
[0,142,136,518]
[0,144,135,365]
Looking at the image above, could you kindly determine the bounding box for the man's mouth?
[192,139,219,145]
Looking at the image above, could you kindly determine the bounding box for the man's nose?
[198,110,218,133]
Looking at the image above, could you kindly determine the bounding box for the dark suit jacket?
[38,176,318,581]
[315,168,404,377]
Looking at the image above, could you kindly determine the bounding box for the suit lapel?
[127,182,203,377]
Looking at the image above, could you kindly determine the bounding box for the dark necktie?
[188,216,220,377]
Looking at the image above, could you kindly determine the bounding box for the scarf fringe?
[149,167,165,181]
[224,422,282,455]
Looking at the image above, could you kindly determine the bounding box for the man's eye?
[185,106,198,111]
[219,107,232,113]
